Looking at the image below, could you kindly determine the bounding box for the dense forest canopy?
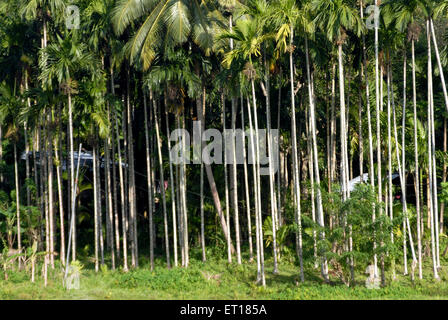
[1,0,448,289]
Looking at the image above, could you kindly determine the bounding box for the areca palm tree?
[393,0,441,278]
[425,17,440,279]
[272,0,330,282]
[84,0,121,269]
[40,32,99,262]
[270,0,306,282]
[312,0,363,282]
[220,0,243,266]
[383,0,414,278]
[302,1,334,283]
[3,0,448,291]
[114,2,236,259]
[221,15,272,286]
[235,0,279,272]
[391,0,425,279]
[19,0,67,269]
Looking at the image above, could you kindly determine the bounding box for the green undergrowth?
[1,253,448,300]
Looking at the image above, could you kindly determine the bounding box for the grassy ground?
[1,252,448,300]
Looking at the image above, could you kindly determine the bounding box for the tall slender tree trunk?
[144,92,155,270]
[412,39,423,279]
[229,15,242,265]
[104,148,112,253]
[114,110,128,271]
[151,112,157,256]
[93,142,100,272]
[153,95,171,269]
[110,67,120,260]
[200,160,206,261]
[40,14,49,258]
[111,130,120,260]
[431,18,446,260]
[165,98,178,267]
[126,71,138,268]
[374,4,382,280]
[24,72,31,212]
[328,63,337,241]
[175,132,184,266]
[307,38,328,281]
[401,47,409,275]
[40,120,46,253]
[338,44,349,195]
[246,94,263,286]
[181,111,189,267]
[390,49,418,278]
[429,62,440,270]
[47,112,55,268]
[427,20,439,279]
[96,143,105,266]
[231,97,242,265]
[330,64,337,189]
[42,118,49,271]
[306,106,318,268]
[241,95,253,262]
[105,106,115,270]
[222,93,232,264]
[429,19,443,267]
[68,92,76,261]
[14,143,21,268]
[441,118,446,235]
[263,49,278,273]
[277,73,283,229]
[386,58,396,280]
[199,89,206,262]
[289,26,304,282]
[55,105,65,265]
[255,91,266,281]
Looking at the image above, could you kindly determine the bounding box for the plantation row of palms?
[1,0,448,288]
